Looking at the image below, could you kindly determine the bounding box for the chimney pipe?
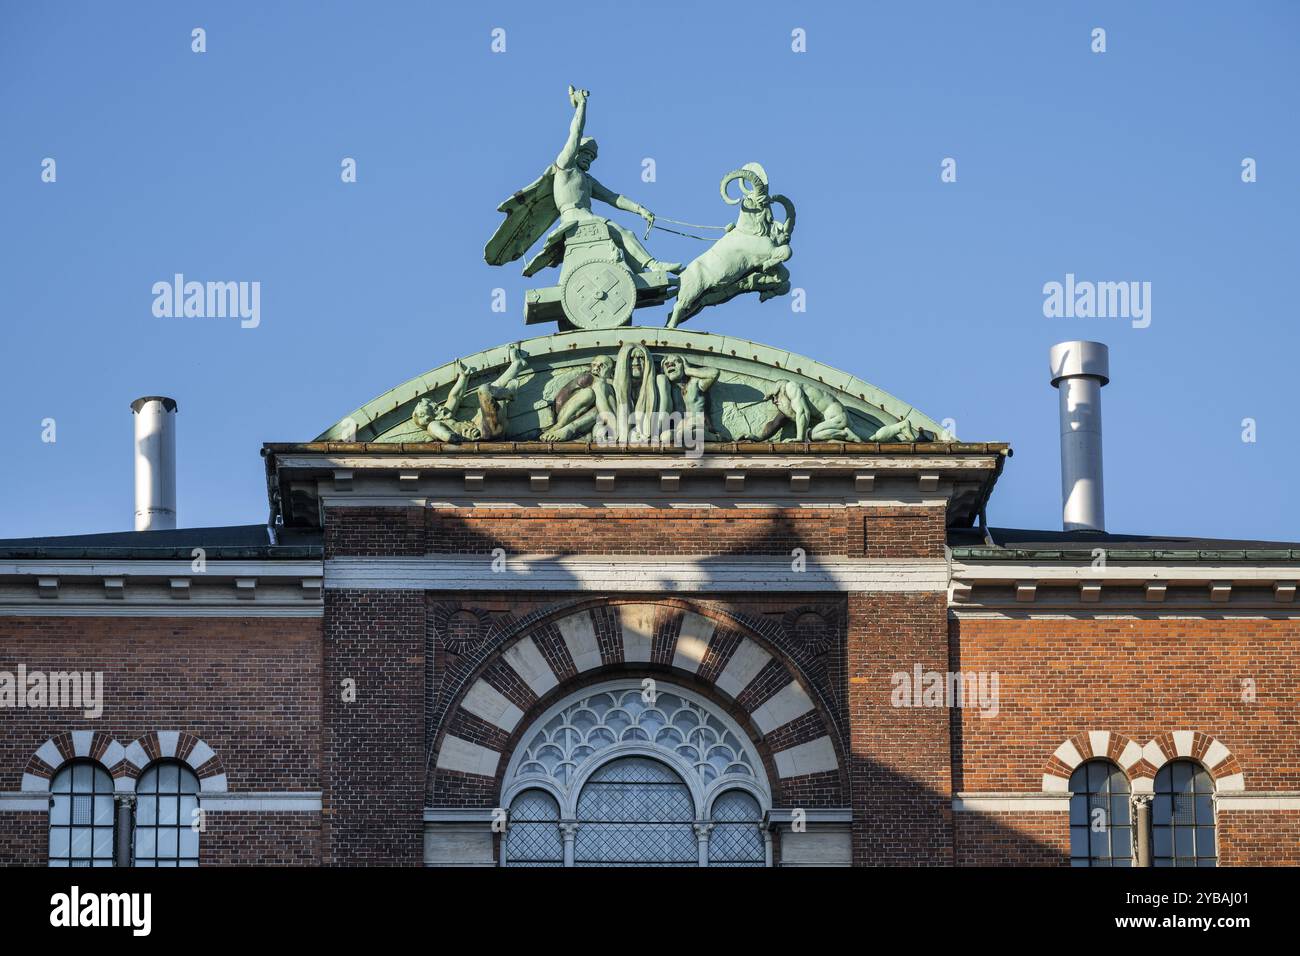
[131,396,177,531]
[1049,341,1109,533]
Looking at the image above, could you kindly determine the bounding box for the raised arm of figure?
[556,86,589,169]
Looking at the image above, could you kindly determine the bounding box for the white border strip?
[326,555,947,592]
[193,792,322,812]
[953,793,1072,812]
[1216,792,1300,811]
[0,791,322,812]
[0,606,322,618]
[953,561,1300,585]
[0,560,321,578]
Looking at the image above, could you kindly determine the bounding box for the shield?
[483,165,561,267]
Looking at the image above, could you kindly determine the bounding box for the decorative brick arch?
[22,731,127,792]
[1041,729,1244,794]
[121,731,228,792]
[23,730,227,793]
[429,598,847,808]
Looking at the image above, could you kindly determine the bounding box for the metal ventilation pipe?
[1049,342,1109,533]
[131,396,177,531]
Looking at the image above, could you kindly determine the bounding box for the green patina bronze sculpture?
[411,346,531,442]
[485,87,796,332]
[320,91,950,450]
[485,87,680,331]
[668,163,794,329]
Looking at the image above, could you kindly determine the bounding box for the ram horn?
[720,167,763,205]
[770,194,796,238]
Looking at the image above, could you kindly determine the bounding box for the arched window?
[708,790,765,867]
[133,760,200,866]
[500,680,774,867]
[49,761,115,867]
[503,790,563,867]
[573,757,696,867]
[1153,759,1216,867]
[1068,759,1132,866]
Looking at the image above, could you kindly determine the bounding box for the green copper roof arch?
[314,328,949,444]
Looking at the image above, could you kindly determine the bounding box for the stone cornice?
[326,554,948,593]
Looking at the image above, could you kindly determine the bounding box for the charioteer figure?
[485,87,680,331]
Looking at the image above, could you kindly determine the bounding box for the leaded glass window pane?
[574,757,696,866]
[1153,760,1216,867]
[708,790,764,867]
[1068,759,1132,867]
[503,789,563,867]
[48,761,115,867]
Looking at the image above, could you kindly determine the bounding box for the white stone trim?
[460,679,524,732]
[0,605,323,617]
[1042,773,1070,793]
[0,559,321,578]
[1053,740,1084,771]
[157,730,180,758]
[35,739,62,769]
[1142,739,1167,767]
[765,807,852,825]
[772,736,838,778]
[24,735,128,789]
[200,791,321,812]
[715,638,772,699]
[199,773,228,793]
[123,740,149,769]
[0,793,51,811]
[187,740,215,769]
[435,735,501,777]
[1215,791,1300,811]
[953,560,1300,585]
[325,555,949,593]
[1172,730,1194,756]
[954,793,1072,813]
[750,682,814,735]
[557,612,602,673]
[1088,730,1110,759]
[1216,772,1245,792]
[1202,738,1231,769]
[501,637,559,697]
[101,741,124,768]
[670,612,714,672]
[279,452,1001,473]
[618,604,655,663]
[949,608,1300,621]
[1118,740,1143,770]
[423,807,498,823]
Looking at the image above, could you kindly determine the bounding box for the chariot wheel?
[560,258,637,330]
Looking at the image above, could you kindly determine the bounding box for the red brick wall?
[322,589,425,865]
[0,615,322,865]
[1219,811,1300,865]
[951,617,1300,792]
[847,591,954,865]
[326,505,425,556]
[863,507,946,559]
[425,507,858,556]
[954,811,1070,866]
[202,811,321,865]
[951,616,1300,865]
[0,812,44,867]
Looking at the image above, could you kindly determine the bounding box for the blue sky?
[2,1,1297,540]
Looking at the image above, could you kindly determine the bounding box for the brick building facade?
[2,332,1297,867]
